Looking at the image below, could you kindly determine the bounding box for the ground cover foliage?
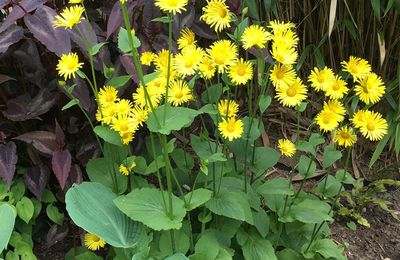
[0,0,399,259]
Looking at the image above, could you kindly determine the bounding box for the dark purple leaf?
[106,0,145,39]
[55,120,65,149]
[191,19,217,40]
[14,131,58,156]
[0,132,6,144]
[51,150,71,190]
[65,164,83,190]
[0,0,47,33]
[24,165,50,199]
[0,0,11,9]
[46,224,69,248]
[0,74,16,85]
[2,90,59,121]
[0,142,17,188]
[0,25,23,54]
[120,55,140,84]
[69,20,98,52]
[24,5,71,57]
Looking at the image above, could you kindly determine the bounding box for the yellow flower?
[341,56,371,80]
[147,76,167,96]
[121,131,134,144]
[133,85,162,108]
[56,53,84,80]
[201,0,232,32]
[97,104,117,124]
[154,49,176,80]
[218,117,244,141]
[352,110,368,128]
[174,46,204,76]
[218,99,239,118]
[111,114,138,134]
[155,0,188,15]
[241,25,271,50]
[199,56,216,79]
[228,58,253,85]
[278,139,296,157]
[207,40,237,73]
[323,100,346,123]
[325,76,349,100]
[271,29,299,50]
[99,86,119,107]
[54,5,84,29]
[334,126,357,147]
[276,78,307,107]
[354,72,385,105]
[69,0,83,4]
[131,105,149,127]
[270,64,296,90]
[358,110,388,141]
[315,110,340,132]
[84,233,106,251]
[140,52,156,66]
[268,20,296,35]
[119,165,129,176]
[115,99,132,115]
[168,80,193,106]
[177,28,196,50]
[271,43,298,65]
[308,67,335,92]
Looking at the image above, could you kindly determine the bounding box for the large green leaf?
[118,28,141,53]
[322,145,342,168]
[65,182,144,248]
[94,125,123,146]
[114,188,186,231]
[251,147,280,175]
[298,156,316,179]
[205,189,253,225]
[288,199,333,224]
[146,105,201,135]
[0,204,16,254]
[237,228,277,260]
[183,188,213,211]
[257,178,294,196]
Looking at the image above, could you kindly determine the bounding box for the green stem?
[163,15,173,125]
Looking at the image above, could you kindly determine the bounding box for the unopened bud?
[58,80,66,87]
[242,7,248,16]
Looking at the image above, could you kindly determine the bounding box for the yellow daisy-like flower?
[84,233,106,251]
[276,78,307,108]
[111,114,138,134]
[199,57,216,79]
[133,85,162,108]
[354,72,385,105]
[325,76,349,100]
[174,46,204,76]
[308,67,335,92]
[154,49,176,80]
[323,100,346,123]
[168,80,193,106]
[69,0,83,4]
[96,104,117,124]
[54,5,84,29]
[277,139,296,157]
[147,76,167,96]
[119,165,129,176]
[56,53,84,80]
[201,0,232,32]
[341,56,371,80]
[334,126,357,147]
[241,25,271,50]
[315,109,340,132]
[268,20,296,34]
[218,99,239,118]
[271,29,299,50]
[140,52,156,66]
[351,110,368,128]
[177,28,196,50]
[131,105,149,127]
[218,117,244,141]
[98,86,119,107]
[270,64,296,90]
[120,131,134,144]
[155,0,188,15]
[207,40,237,73]
[358,111,388,141]
[271,43,298,65]
[228,58,253,85]
[115,99,132,115]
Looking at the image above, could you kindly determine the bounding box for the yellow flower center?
[215,56,225,65]
[105,95,114,103]
[322,115,330,124]
[219,8,227,18]
[67,62,76,70]
[92,236,100,242]
[340,132,350,139]
[286,87,296,97]
[226,122,235,132]
[184,59,193,68]
[175,91,183,99]
[167,0,179,7]
[366,122,375,131]
[349,64,358,74]
[275,69,285,79]
[317,73,326,83]
[120,124,129,132]
[332,82,340,91]
[236,66,246,76]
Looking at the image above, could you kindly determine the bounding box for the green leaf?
[46,204,64,225]
[165,253,189,260]
[307,239,345,259]
[65,246,103,260]
[295,102,308,112]
[143,71,161,85]
[183,189,213,211]
[298,156,316,179]
[159,229,190,257]
[118,28,141,53]
[322,145,342,168]
[346,221,357,231]
[201,84,222,103]
[335,170,355,184]
[146,105,201,135]
[107,75,131,88]
[193,232,220,260]
[317,175,341,198]
[41,189,56,203]
[191,135,220,161]
[132,156,148,175]
[66,182,144,248]
[238,229,277,260]
[94,125,123,146]
[288,199,333,224]
[276,248,302,260]
[151,16,172,23]
[62,99,79,111]
[16,197,34,224]
[0,204,16,254]
[257,178,294,196]
[76,70,88,79]
[309,133,325,147]
[144,156,165,175]
[258,95,272,114]
[114,188,186,231]
[89,42,107,56]
[251,147,280,176]
[205,189,253,225]
[370,0,381,20]
[369,128,392,167]
[253,210,270,238]
[244,0,260,21]
[242,117,264,142]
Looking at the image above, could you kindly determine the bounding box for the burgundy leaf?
[24,165,50,199]
[14,131,58,156]
[65,164,83,190]
[120,55,140,84]
[51,150,72,190]
[0,25,23,54]
[0,142,17,188]
[55,119,65,149]
[24,5,71,57]
[191,19,217,40]
[0,0,11,9]
[46,224,69,248]
[2,90,59,121]
[69,20,98,52]
[0,132,6,144]
[0,0,47,33]
[106,0,145,39]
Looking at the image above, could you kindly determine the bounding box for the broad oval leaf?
[0,204,16,254]
[94,125,123,146]
[0,141,17,188]
[51,149,72,190]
